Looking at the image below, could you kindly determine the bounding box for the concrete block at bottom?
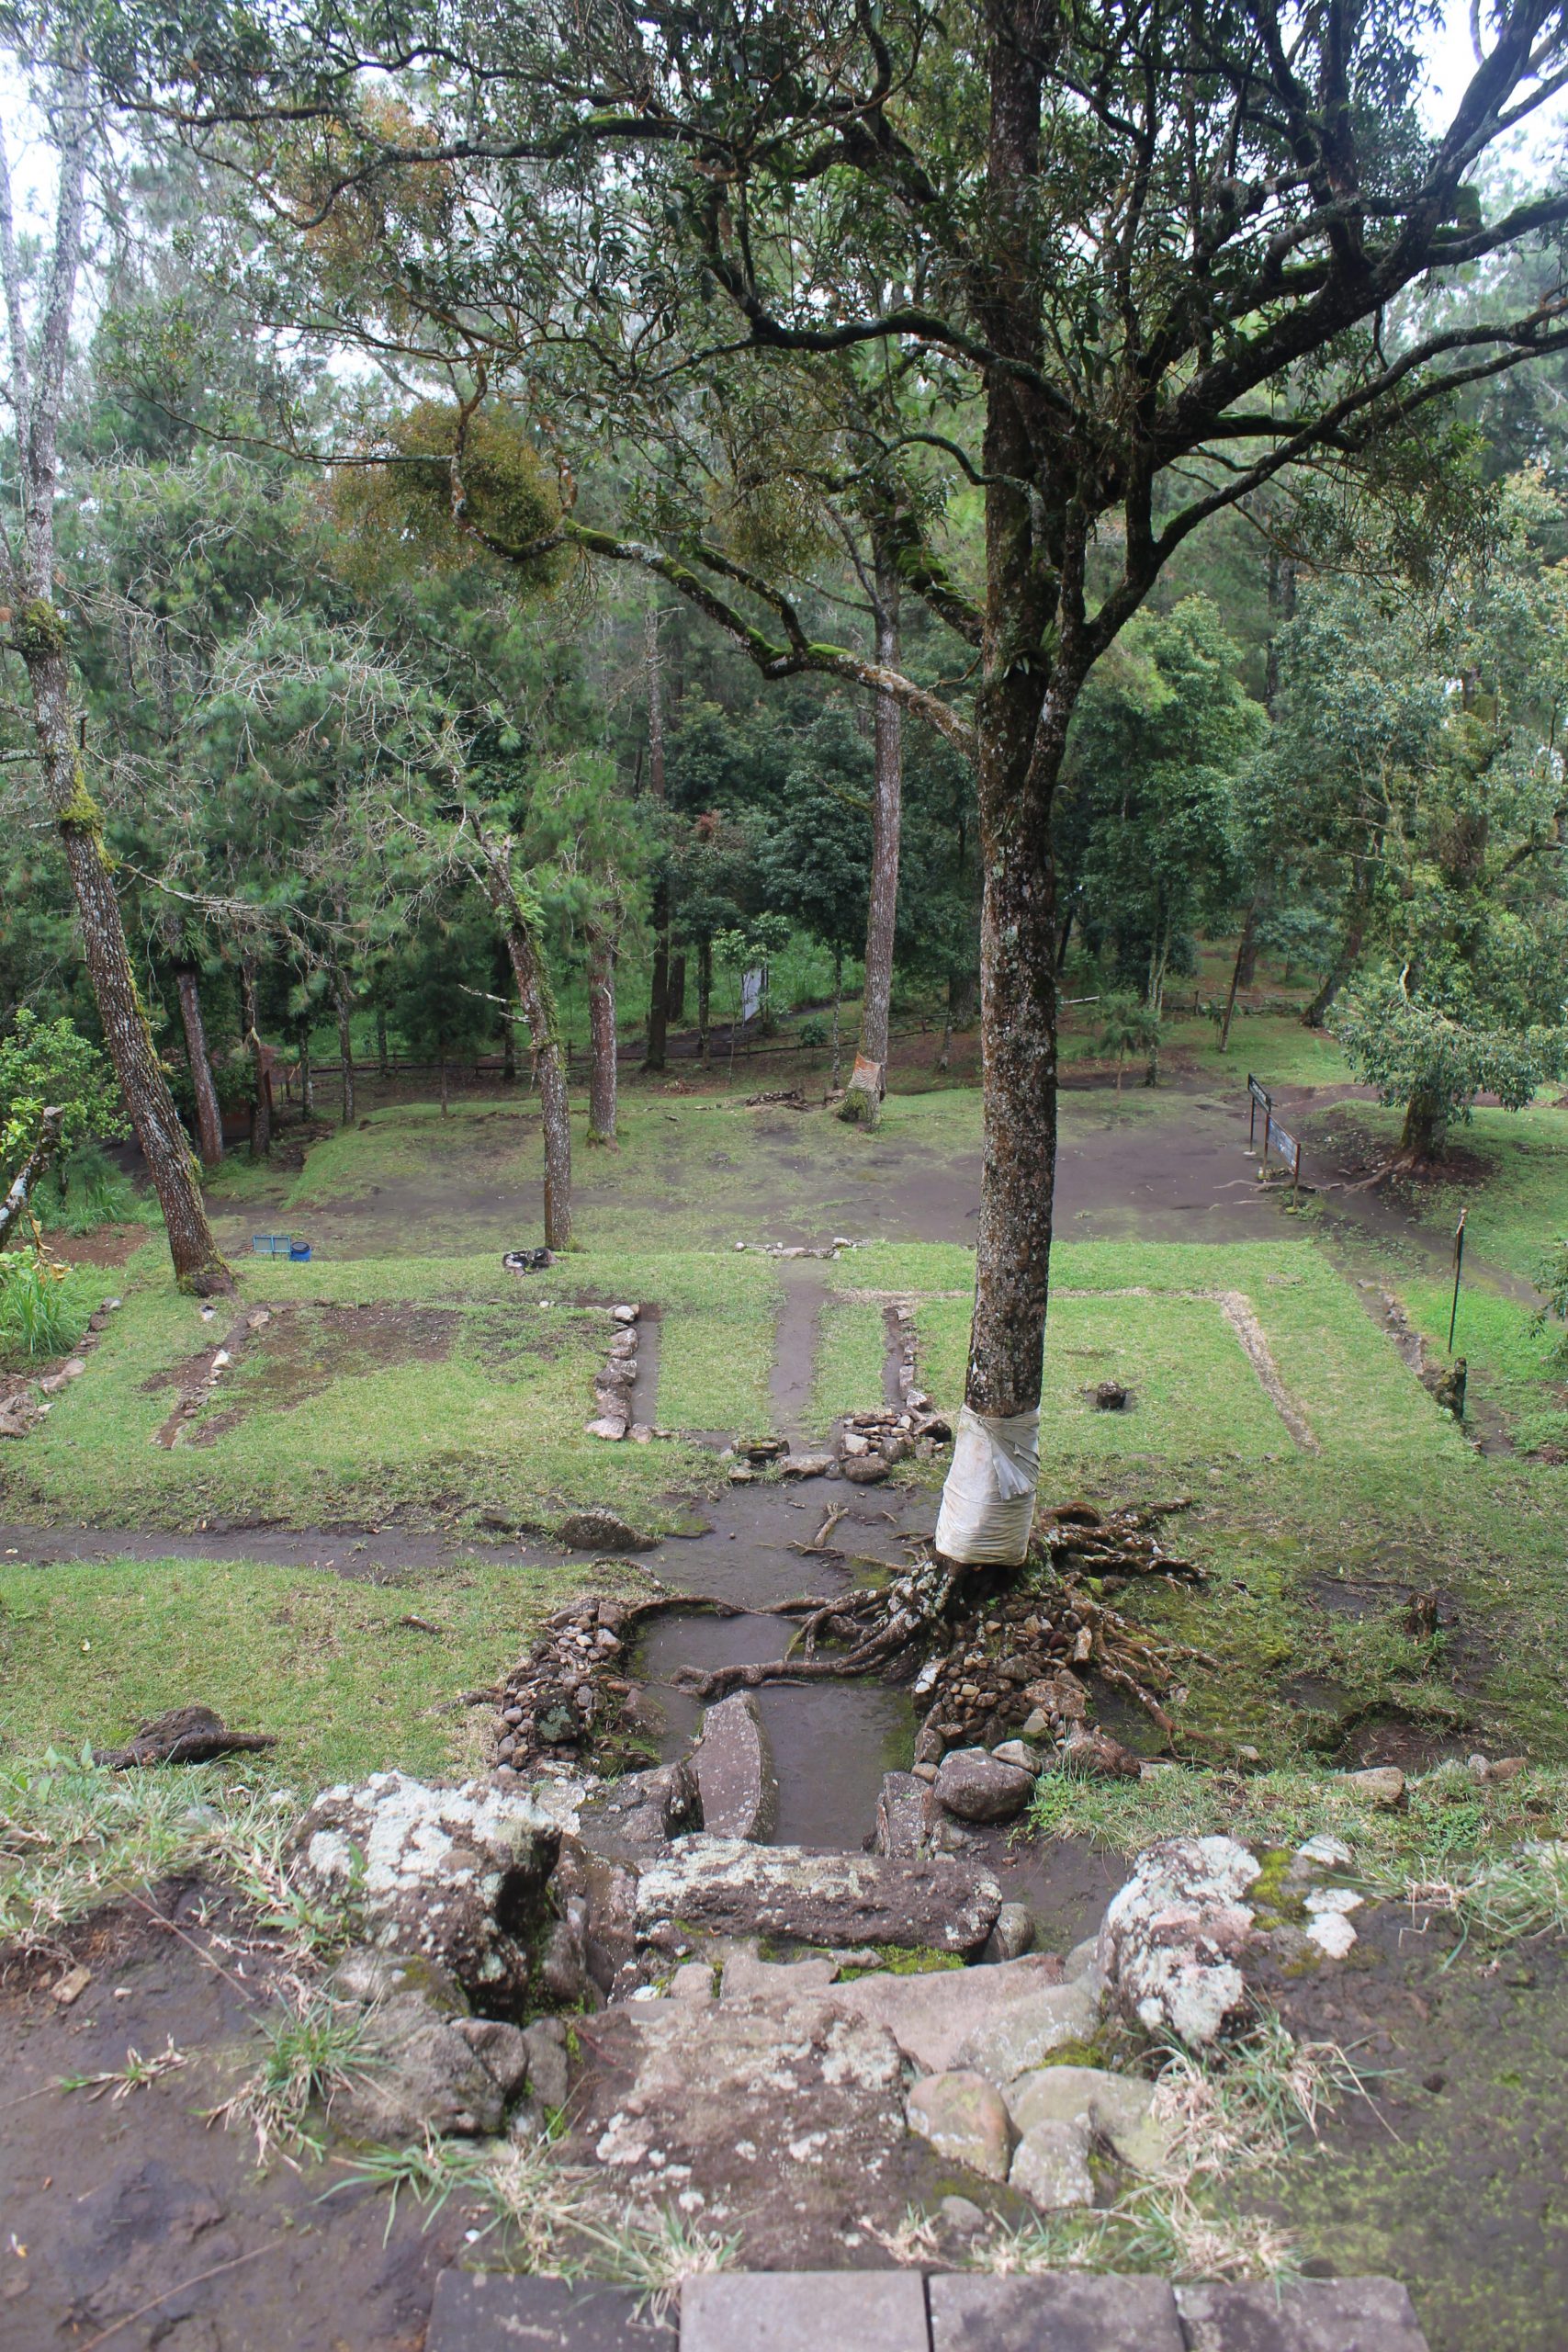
[427,2267,676,2349]
[929,2271,1184,2352]
[1176,2278,1430,2351]
[681,2270,929,2351]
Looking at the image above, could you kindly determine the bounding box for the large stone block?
[828,1952,1066,2074]
[693,1693,777,1841]
[426,2269,674,2351]
[929,2272,1185,2352]
[634,1836,1001,1954]
[1175,2278,1431,2350]
[682,2270,929,2351]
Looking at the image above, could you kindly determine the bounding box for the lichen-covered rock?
[906,2070,1015,2181]
[576,1993,912,2266]
[1097,1836,1260,2047]
[1009,2116,1095,2209]
[634,1836,1002,1955]
[289,1770,559,2007]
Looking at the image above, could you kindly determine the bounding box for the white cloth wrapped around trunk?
[933,1404,1041,1565]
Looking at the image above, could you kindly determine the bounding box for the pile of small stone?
[838,1403,952,1482]
[909,1591,1102,1761]
[492,1596,640,1775]
[584,1304,647,1443]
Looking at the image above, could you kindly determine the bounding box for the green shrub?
[797,1018,829,1048]
[34,1146,142,1236]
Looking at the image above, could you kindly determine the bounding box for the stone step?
[428,2268,1432,2351]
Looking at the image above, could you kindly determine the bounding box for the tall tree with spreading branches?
[96,0,1568,1547]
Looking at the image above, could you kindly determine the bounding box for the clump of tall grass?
[0,1247,92,1360]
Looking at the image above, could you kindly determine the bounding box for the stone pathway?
[426,2267,1431,2349]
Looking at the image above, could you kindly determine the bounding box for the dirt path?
[0,1892,468,2352]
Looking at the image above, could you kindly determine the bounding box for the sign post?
[1247,1073,1270,1150]
[1449,1209,1468,1353]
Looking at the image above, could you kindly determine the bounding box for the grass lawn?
[0,1241,780,1532]
[5,1062,1568,1790]
[0,1552,617,1783]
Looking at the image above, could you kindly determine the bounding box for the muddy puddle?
[630,1259,930,1850]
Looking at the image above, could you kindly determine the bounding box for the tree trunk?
[936,1004,953,1072]
[645,890,670,1073]
[18,638,230,1289]
[1219,904,1259,1054]
[1399,1088,1447,1165]
[480,851,572,1249]
[943,6,1064,1528]
[831,951,843,1090]
[0,1103,62,1250]
[668,955,687,1025]
[377,1002,390,1080]
[1144,931,1168,1086]
[587,922,618,1144]
[239,955,272,1162]
[697,942,712,1069]
[336,978,355,1125]
[840,537,903,1130]
[642,605,671,1073]
[299,1035,314,1118]
[1055,906,1074,971]
[175,967,223,1168]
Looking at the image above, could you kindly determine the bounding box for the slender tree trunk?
[830,950,843,1090]
[176,967,223,1169]
[1055,906,1074,971]
[0,1103,62,1250]
[668,955,687,1025]
[1219,903,1259,1054]
[439,1036,450,1117]
[587,922,618,1144]
[299,1036,314,1118]
[240,955,271,1161]
[643,606,671,1072]
[19,640,231,1288]
[1145,931,1168,1086]
[502,998,516,1081]
[936,998,953,1072]
[840,537,903,1129]
[377,1002,390,1080]
[1304,921,1363,1029]
[479,847,572,1249]
[335,977,355,1125]
[697,942,712,1069]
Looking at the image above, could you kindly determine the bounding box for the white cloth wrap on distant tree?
[934,1405,1041,1565]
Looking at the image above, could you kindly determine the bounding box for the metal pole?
[1247,1078,1256,1149]
[1293,1136,1302,1210]
[1449,1209,1468,1352]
